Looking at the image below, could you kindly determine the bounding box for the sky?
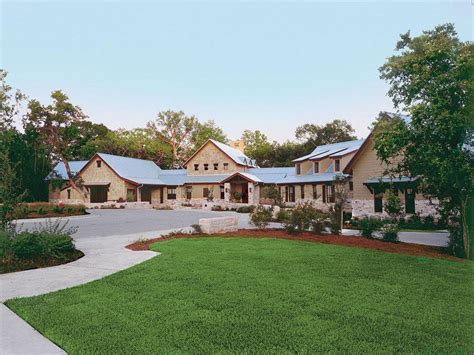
[1,1,472,142]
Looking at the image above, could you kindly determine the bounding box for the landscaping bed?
[127,229,458,261]
[0,249,83,274]
[13,202,87,220]
[8,237,473,353]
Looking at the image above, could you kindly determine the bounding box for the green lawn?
[7,237,474,353]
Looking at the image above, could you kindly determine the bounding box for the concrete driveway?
[16,208,252,239]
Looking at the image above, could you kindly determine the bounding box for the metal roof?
[292,139,364,163]
[247,167,294,184]
[97,153,162,181]
[45,160,88,180]
[210,139,257,167]
[364,176,418,184]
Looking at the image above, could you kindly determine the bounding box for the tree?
[147,110,198,167]
[88,128,174,167]
[241,130,273,166]
[0,69,26,130]
[0,149,26,229]
[24,91,88,198]
[62,120,110,160]
[295,119,356,150]
[376,23,474,258]
[191,120,227,152]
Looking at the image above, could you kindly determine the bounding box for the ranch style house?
[47,129,437,217]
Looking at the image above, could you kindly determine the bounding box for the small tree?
[24,91,88,199]
[249,205,273,230]
[332,174,348,235]
[0,150,26,229]
[384,187,402,219]
[262,184,283,207]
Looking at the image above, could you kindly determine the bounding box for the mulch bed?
[0,250,84,274]
[18,211,88,219]
[126,229,461,261]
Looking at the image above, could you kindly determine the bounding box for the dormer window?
[296,164,301,175]
[223,163,229,170]
[204,164,209,171]
[335,159,340,172]
[96,160,102,168]
[194,164,199,171]
[214,163,219,170]
[314,162,319,173]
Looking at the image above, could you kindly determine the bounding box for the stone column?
[247,183,255,205]
[224,183,231,203]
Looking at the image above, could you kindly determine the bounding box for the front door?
[90,186,108,203]
[141,186,152,203]
[241,183,248,203]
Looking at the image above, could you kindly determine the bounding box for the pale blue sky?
[1,1,472,141]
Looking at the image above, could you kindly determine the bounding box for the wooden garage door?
[90,186,108,203]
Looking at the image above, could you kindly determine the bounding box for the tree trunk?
[462,198,473,259]
[62,157,87,200]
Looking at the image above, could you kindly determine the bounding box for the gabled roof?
[220,172,263,184]
[183,139,257,168]
[46,153,166,185]
[46,160,88,180]
[292,139,364,163]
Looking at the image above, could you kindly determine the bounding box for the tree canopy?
[374,23,474,258]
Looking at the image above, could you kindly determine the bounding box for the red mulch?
[126,229,461,262]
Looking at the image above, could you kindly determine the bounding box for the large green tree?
[191,120,227,151]
[24,91,88,197]
[241,130,273,166]
[375,24,474,258]
[295,119,357,151]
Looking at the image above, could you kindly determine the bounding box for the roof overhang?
[83,181,111,186]
[220,172,262,184]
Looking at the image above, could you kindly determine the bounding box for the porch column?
[247,183,255,205]
[137,186,142,202]
[224,183,231,202]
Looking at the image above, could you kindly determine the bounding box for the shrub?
[384,189,402,217]
[275,209,291,223]
[191,224,202,233]
[359,217,383,238]
[311,217,329,235]
[37,206,48,215]
[211,205,224,212]
[250,206,273,230]
[381,223,400,242]
[236,206,255,214]
[283,202,320,234]
[53,205,64,214]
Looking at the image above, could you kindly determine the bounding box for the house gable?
[185,141,245,176]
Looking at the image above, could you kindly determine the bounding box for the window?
[374,193,383,213]
[323,185,335,203]
[204,164,209,171]
[285,186,295,203]
[405,188,416,214]
[220,186,225,199]
[194,164,199,171]
[214,163,219,170]
[314,162,319,173]
[96,160,102,168]
[203,188,210,198]
[296,164,301,175]
[167,186,177,200]
[349,181,353,191]
[334,159,340,172]
[312,185,318,199]
[223,163,229,170]
[300,185,305,199]
[185,186,192,200]
[67,189,71,199]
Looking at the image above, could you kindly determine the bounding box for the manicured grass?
[7,237,474,353]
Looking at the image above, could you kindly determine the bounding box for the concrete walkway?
[0,227,191,355]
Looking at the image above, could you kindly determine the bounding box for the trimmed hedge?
[13,203,86,219]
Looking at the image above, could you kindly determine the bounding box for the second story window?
[335,159,340,172]
[214,163,219,170]
[96,160,102,168]
[67,189,71,199]
[204,164,209,171]
[296,164,301,175]
[223,163,229,170]
[314,162,319,173]
[194,164,199,171]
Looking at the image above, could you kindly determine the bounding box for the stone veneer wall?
[352,199,439,218]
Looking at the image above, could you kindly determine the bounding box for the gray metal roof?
[364,176,418,184]
[210,139,257,167]
[97,153,162,181]
[247,167,294,184]
[45,161,88,180]
[292,139,364,163]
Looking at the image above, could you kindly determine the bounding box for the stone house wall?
[186,142,244,176]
